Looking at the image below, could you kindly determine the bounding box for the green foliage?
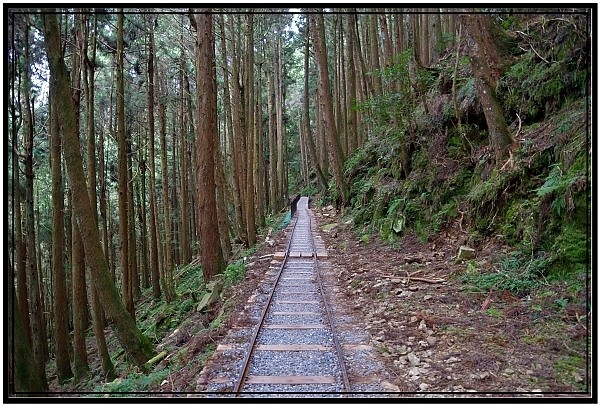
[554,355,587,390]
[95,368,171,393]
[536,164,586,217]
[498,17,588,122]
[498,198,537,248]
[136,264,205,343]
[300,183,318,197]
[547,222,588,280]
[224,259,245,284]
[461,251,552,294]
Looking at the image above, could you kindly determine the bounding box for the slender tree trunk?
[346,13,358,155]
[10,262,48,393]
[255,48,265,228]
[170,113,180,266]
[22,23,48,380]
[82,14,115,378]
[245,14,257,246]
[115,13,134,317]
[302,26,327,191]
[49,83,73,383]
[421,13,430,67]
[137,135,150,289]
[310,12,348,205]
[219,15,244,240]
[126,137,138,307]
[194,11,225,280]
[184,74,198,255]
[146,16,161,299]
[215,134,232,262]
[158,76,175,301]
[179,51,191,264]
[13,80,31,350]
[267,70,277,213]
[43,12,156,369]
[230,15,248,243]
[275,33,286,208]
[72,220,89,380]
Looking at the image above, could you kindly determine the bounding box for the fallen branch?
[145,350,167,369]
[406,276,445,284]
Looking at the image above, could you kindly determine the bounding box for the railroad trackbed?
[194,197,396,397]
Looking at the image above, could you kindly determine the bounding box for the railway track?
[195,196,394,396]
[233,196,349,393]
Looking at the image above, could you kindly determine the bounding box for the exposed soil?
[310,204,590,398]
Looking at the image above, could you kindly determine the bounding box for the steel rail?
[232,213,299,394]
[309,213,351,393]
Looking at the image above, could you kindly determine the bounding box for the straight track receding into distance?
[233,196,350,394]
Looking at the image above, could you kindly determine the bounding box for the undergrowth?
[333,13,589,300]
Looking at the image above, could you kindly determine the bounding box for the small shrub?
[224,259,245,284]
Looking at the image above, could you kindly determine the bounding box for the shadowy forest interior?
[7,7,592,396]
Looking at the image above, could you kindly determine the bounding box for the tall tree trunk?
[184,74,198,255]
[464,14,512,164]
[230,15,248,243]
[12,63,31,349]
[116,13,134,316]
[310,12,348,205]
[267,69,278,213]
[421,13,430,67]
[179,50,191,265]
[194,11,225,280]
[219,15,244,240]
[126,137,139,306]
[215,133,232,262]
[83,13,114,378]
[346,13,359,155]
[146,15,161,299]
[49,81,73,383]
[22,22,48,380]
[275,34,286,208]
[302,25,327,191]
[255,45,265,228]
[170,112,180,266]
[71,220,89,380]
[9,262,48,393]
[43,12,156,370]
[368,14,383,95]
[158,76,175,301]
[137,135,150,289]
[245,14,257,247]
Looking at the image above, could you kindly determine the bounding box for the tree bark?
[115,12,134,317]
[230,15,248,243]
[49,80,73,383]
[267,69,278,213]
[22,22,48,380]
[310,12,348,205]
[464,14,512,164]
[245,14,257,246]
[10,264,48,393]
[158,75,175,301]
[302,24,327,191]
[71,220,89,380]
[275,33,286,208]
[194,11,225,280]
[346,13,359,155]
[146,15,161,299]
[179,49,191,265]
